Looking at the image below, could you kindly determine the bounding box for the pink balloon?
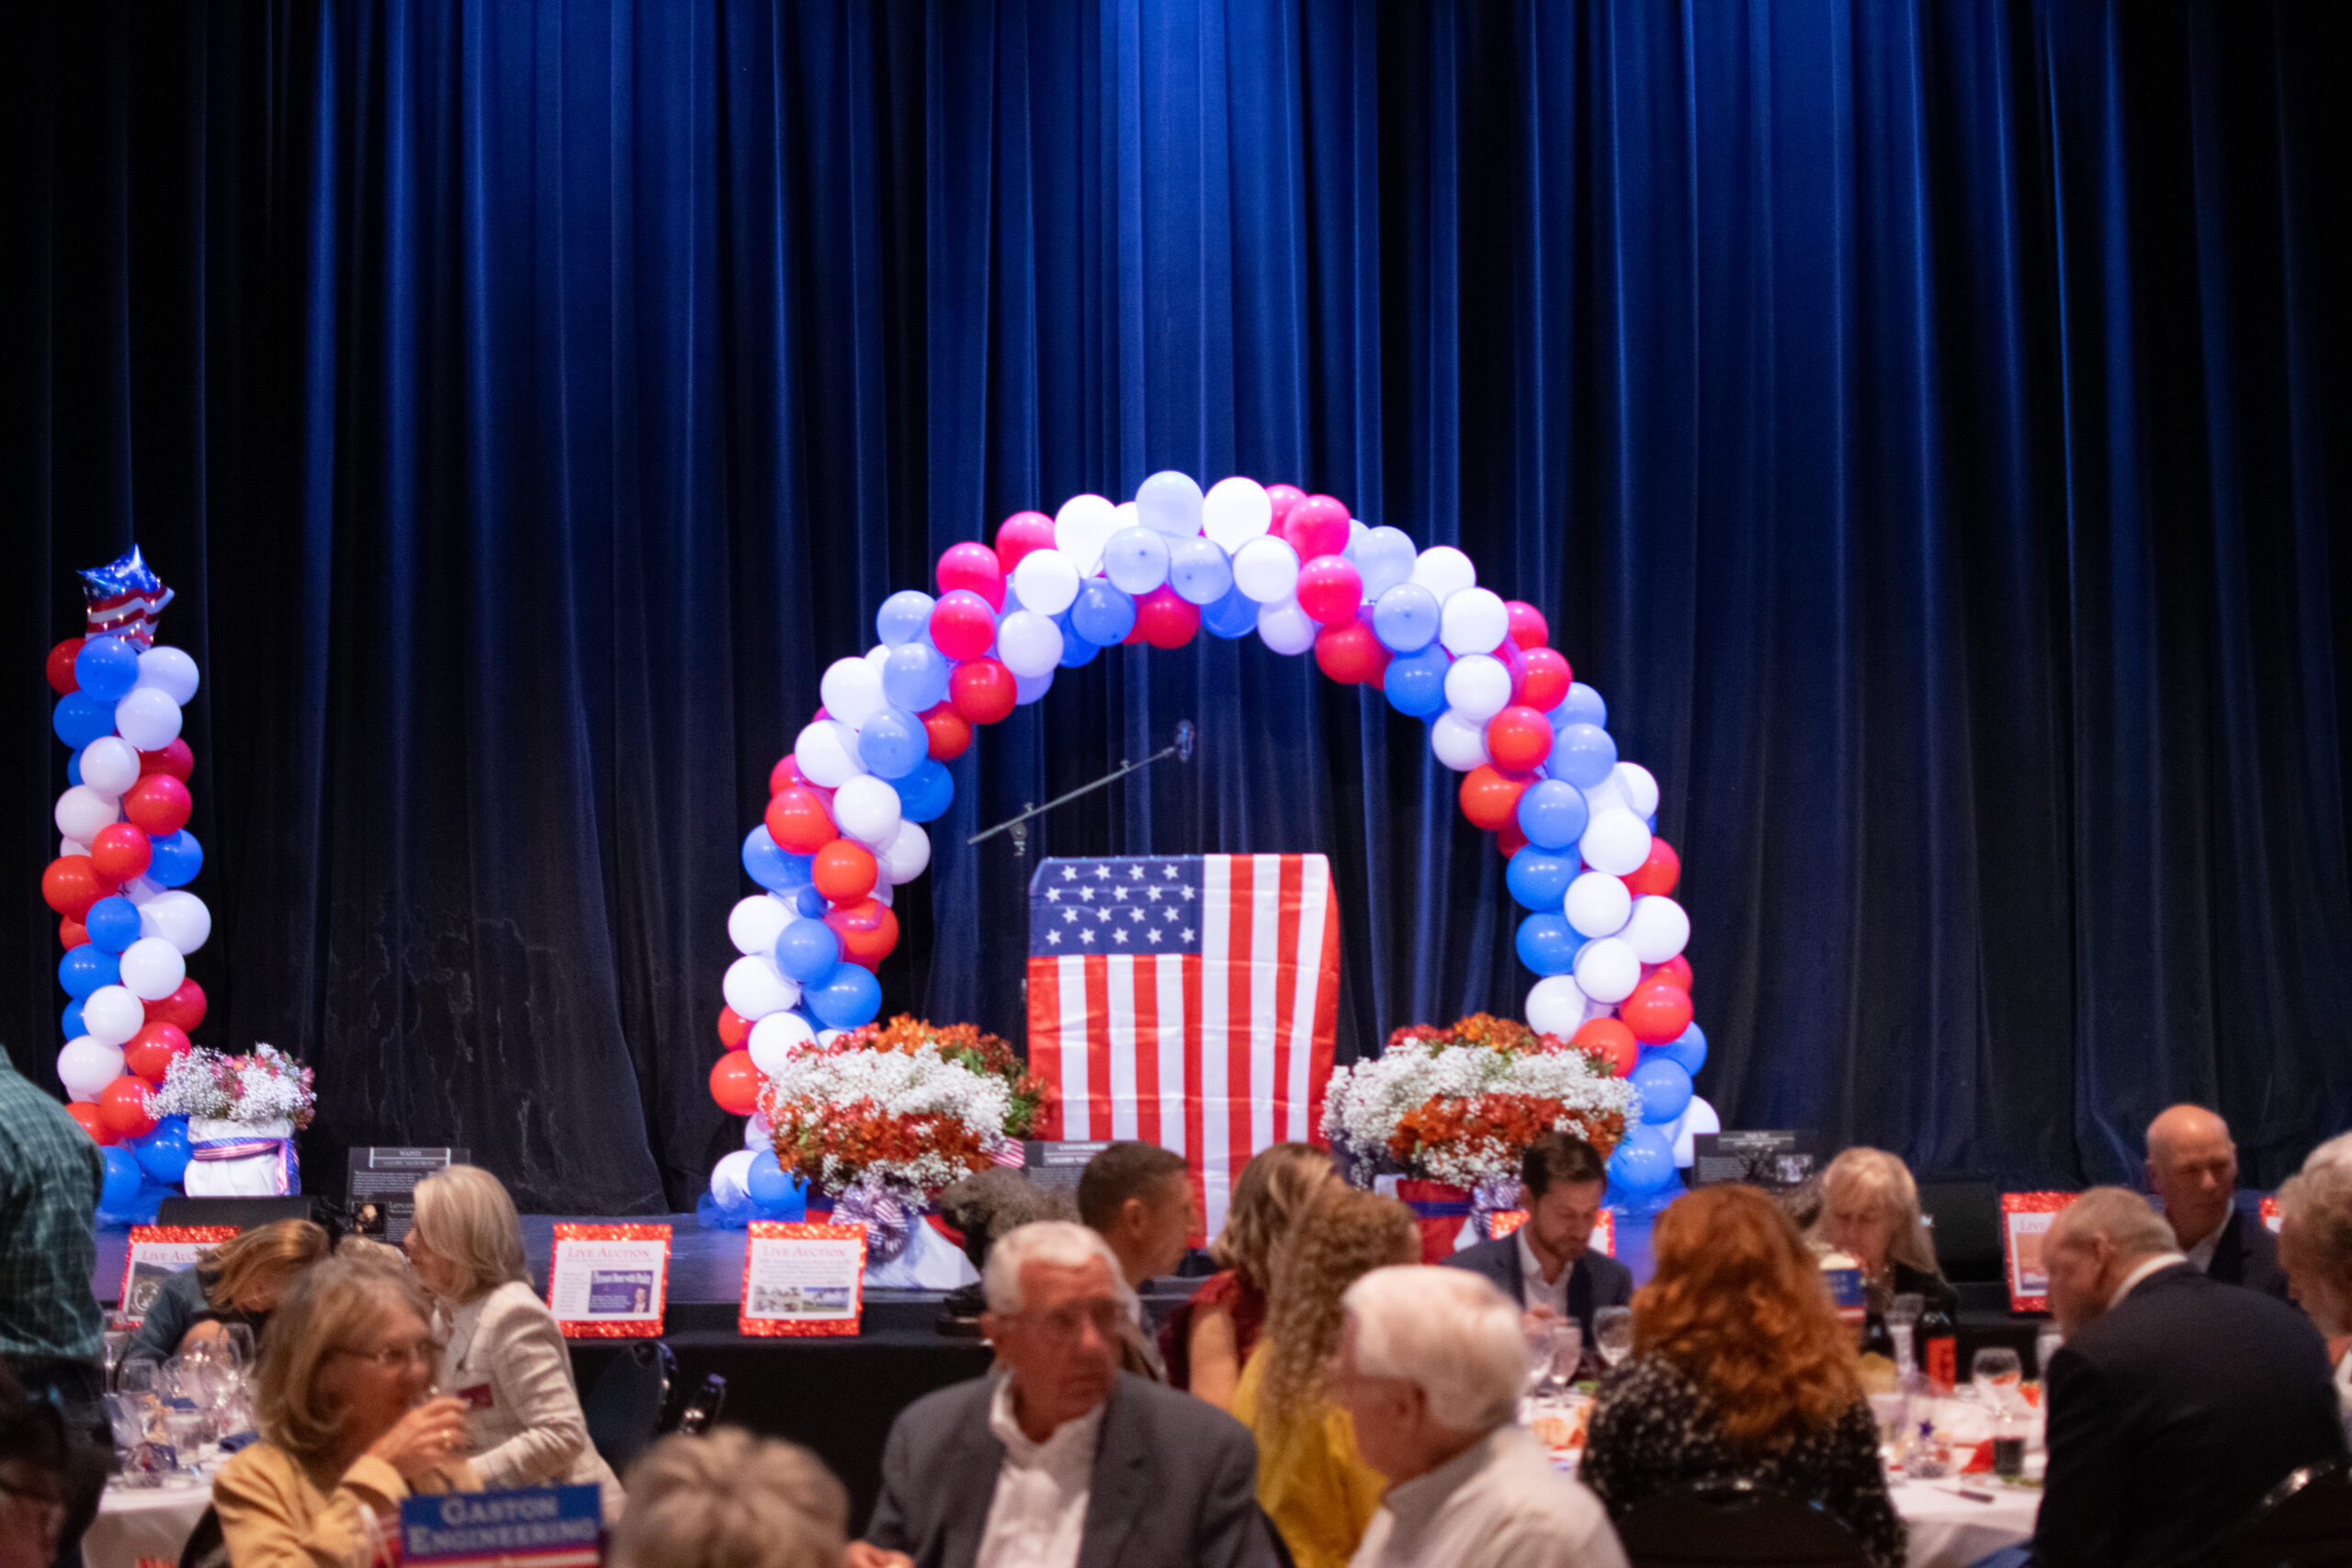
[993,513,1056,573]
[935,542,1006,611]
[1295,555,1363,626]
[928,589,999,660]
[1283,495,1351,562]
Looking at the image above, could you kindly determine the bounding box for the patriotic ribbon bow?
[831,1183,916,1265]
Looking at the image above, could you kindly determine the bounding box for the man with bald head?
[2144,1103,2289,1299]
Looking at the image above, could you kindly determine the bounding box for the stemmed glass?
[1593,1307,1634,1371]
[1972,1347,2024,1414]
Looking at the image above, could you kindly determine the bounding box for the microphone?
[1175,721,1196,762]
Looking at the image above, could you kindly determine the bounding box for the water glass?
[1973,1347,2024,1414]
[1594,1306,1634,1371]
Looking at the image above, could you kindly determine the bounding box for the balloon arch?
[704,476,1714,1214]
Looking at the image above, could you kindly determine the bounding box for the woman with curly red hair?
[1580,1185,1904,1567]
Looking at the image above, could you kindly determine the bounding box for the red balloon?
[125,1021,192,1082]
[1505,601,1550,650]
[1458,765,1532,832]
[717,1006,752,1051]
[811,840,879,904]
[1520,647,1570,712]
[1313,619,1388,684]
[1620,979,1695,1045]
[140,739,195,781]
[1133,586,1202,649]
[146,978,207,1034]
[824,897,900,970]
[122,774,193,837]
[922,702,973,761]
[1295,555,1363,626]
[766,787,836,855]
[1484,706,1553,773]
[935,542,1006,611]
[769,754,805,795]
[99,1076,158,1139]
[1643,955,1695,994]
[1282,495,1351,562]
[68,1103,115,1145]
[47,637,86,695]
[709,1051,763,1116]
[1264,483,1306,528]
[949,659,1017,724]
[41,855,108,919]
[1623,837,1680,897]
[994,511,1057,572]
[90,823,153,884]
[928,590,999,661]
[59,918,88,949]
[1497,821,1530,858]
[1571,1018,1640,1077]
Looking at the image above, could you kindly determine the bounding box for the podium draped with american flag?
[1027,854,1342,1236]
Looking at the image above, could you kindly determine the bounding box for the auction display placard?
[740,1222,867,1337]
[547,1224,670,1338]
[119,1224,237,1322]
[2000,1192,2078,1313]
[400,1484,601,1568]
[1485,1209,1617,1258]
[345,1146,468,1245]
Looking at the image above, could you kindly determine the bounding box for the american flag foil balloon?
[79,546,175,646]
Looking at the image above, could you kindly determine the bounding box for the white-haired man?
[1331,1266,1626,1568]
[848,1221,1278,1568]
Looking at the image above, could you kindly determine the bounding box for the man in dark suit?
[2029,1186,2344,1568]
[2145,1102,2289,1298]
[1440,1133,1632,1353]
[850,1221,1279,1568]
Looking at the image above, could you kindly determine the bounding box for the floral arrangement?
[1320,1013,1638,1191]
[150,1043,317,1130]
[832,1015,1047,1138]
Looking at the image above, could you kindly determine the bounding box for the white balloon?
[118,937,187,1002]
[1055,493,1120,576]
[1524,975,1588,1037]
[832,774,903,847]
[794,720,864,788]
[1255,599,1317,656]
[81,986,145,1047]
[869,880,895,908]
[819,657,888,728]
[1442,654,1511,722]
[1113,501,1140,537]
[119,875,163,906]
[865,642,896,671]
[134,646,201,705]
[1564,872,1634,939]
[1573,937,1642,1005]
[1410,545,1476,602]
[748,1010,817,1076]
[1581,773,1631,817]
[57,1036,126,1103]
[711,1148,756,1205]
[1622,896,1690,964]
[60,837,90,859]
[138,890,211,954]
[722,954,801,1021]
[996,610,1064,679]
[1579,809,1654,877]
[876,820,932,885]
[1354,525,1419,598]
[1136,470,1205,536]
[1672,1096,1722,1167]
[745,1111,775,1150]
[1438,587,1509,657]
[729,894,792,958]
[1231,536,1301,604]
[54,785,119,845]
[1612,761,1660,819]
[1011,547,1082,616]
[1430,711,1490,772]
[1201,477,1273,552]
[78,738,141,797]
[114,687,183,751]
[815,1029,844,1048]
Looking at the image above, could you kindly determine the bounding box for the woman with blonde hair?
[610,1430,848,1568]
[1160,1141,1336,1405]
[1232,1185,1419,1568]
[210,1253,479,1568]
[1582,1185,1904,1567]
[1809,1146,1959,1319]
[125,1218,329,1366]
[401,1166,623,1516]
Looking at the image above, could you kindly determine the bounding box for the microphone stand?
[965,720,1196,853]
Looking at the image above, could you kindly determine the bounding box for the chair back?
[2227,1457,2352,1567]
[582,1340,673,1476]
[1615,1480,1872,1568]
[675,1371,728,1436]
[176,1504,228,1568]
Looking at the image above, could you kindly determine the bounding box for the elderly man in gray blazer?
[849,1221,1280,1568]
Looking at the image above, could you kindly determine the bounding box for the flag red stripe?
[1225,857,1256,1202]
[1133,958,1161,1148]
[1270,855,1305,1151]
[1182,953,1208,1245]
[1029,958,1065,1138]
[1083,954,1113,1139]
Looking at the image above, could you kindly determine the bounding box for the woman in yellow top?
[1231,1185,1419,1568]
[211,1252,481,1568]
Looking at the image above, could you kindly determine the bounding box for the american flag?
[78,546,175,646]
[1027,854,1341,1238]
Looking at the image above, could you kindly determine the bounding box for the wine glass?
[1541,1319,1583,1396]
[223,1323,257,1371]
[1594,1306,1634,1371]
[1973,1347,2024,1415]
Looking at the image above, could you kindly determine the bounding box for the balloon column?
[40,548,206,1223]
[706,478,1714,1217]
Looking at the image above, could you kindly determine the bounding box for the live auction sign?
[1485,1210,1617,1258]
[741,1222,866,1337]
[400,1485,600,1568]
[2001,1192,2079,1314]
[547,1224,670,1339]
[119,1225,238,1324]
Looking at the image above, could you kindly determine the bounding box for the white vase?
[182,1117,300,1197]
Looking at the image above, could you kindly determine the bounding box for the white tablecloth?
[83,1477,210,1568]
[1892,1477,2039,1567]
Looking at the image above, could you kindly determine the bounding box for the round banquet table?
[83,1475,212,1568]
[1889,1476,2039,1566]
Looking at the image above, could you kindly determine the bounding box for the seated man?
[2030,1187,2344,1568]
[2144,1103,2289,1297]
[1078,1140,1198,1379]
[853,1221,1279,1568]
[1441,1133,1630,1350]
[1334,1266,1627,1568]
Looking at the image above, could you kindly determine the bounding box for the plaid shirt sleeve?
[0,1055,106,1360]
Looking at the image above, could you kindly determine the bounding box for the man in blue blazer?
[1440,1133,1634,1352]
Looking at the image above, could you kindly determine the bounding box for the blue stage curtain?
[4,1,2346,1209]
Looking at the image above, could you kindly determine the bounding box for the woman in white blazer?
[403,1165,626,1519]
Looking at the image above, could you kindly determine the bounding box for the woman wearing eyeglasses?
[210,1253,479,1568]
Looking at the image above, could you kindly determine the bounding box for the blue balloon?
[100,1146,144,1211]
[1515,913,1583,976]
[85,896,141,953]
[807,964,882,1031]
[1382,644,1450,717]
[746,1148,801,1210]
[1555,682,1608,729]
[857,706,928,781]
[773,918,842,985]
[1353,526,1419,598]
[1652,1021,1707,1077]
[1507,847,1579,910]
[1200,585,1261,639]
[133,1117,193,1184]
[897,759,954,823]
[1372,582,1442,653]
[59,944,119,1000]
[875,590,936,648]
[791,885,829,918]
[1631,1057,1694,1124]
[145,830,203,889]
[1015,668,1054,705]
[62,998,86,1039]
[75,637,141,702]
[1547,723,1618,789]
[1166,536,1235,605]
[1102,526,1170,595]
[1055,615,1103,667]
[742,827,797,891]
[53,694,115,750]
[881,642,951,712]
[1515,780,1590,851]
[1069,581,1136,647]
[66,749,84,786]
[1608,1124,1678,1196]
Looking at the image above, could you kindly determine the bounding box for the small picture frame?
[547,1224,670,1338]
[2000,1192,2079,1313]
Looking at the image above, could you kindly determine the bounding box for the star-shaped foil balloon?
[79,546,174,647]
